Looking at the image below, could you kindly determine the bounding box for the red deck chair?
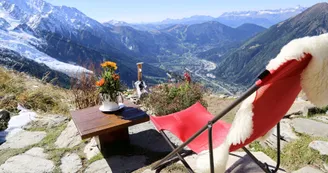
[150,53,313,173]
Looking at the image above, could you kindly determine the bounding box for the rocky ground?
[0,95,327,173]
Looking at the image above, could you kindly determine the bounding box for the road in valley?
[186,60,234,95]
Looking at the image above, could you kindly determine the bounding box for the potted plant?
[96,61,124,112]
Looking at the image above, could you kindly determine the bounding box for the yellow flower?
[101,61,117,70]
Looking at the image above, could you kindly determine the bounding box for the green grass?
[250,134,328,171]
[163,163,189,173]
[88,153,104,164]
[0,147,33,165]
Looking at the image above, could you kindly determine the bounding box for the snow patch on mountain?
[0,0,93,76]
[220,5,307,17]
[0,29,91,76]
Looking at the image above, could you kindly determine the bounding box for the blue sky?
[45,0,324,23]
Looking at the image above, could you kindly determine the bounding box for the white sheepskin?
[196,33,328,173]
[267,33,328,107]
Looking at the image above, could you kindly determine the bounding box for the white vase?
[100,93,122,111]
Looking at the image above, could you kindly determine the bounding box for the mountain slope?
[196,23,266,61]
[0,0,167,87]
[162,22,266,46]
[214,2,328,88]
[0,47,71,88]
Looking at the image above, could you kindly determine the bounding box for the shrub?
[308,106,328,116]
[142,82,208,116]
[71,72,100,110]
[70,62,100,110]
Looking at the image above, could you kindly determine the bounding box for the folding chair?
[149,33,328,173]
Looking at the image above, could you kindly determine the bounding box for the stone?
[262,119,298,149]
[0,130,46,149]
[313,116,328,124]
[60,153,82,173]
[25,147,48,158]
[84,159,112,173]
[286,100,315,117]
[55,120,81,148]
[0,148,55,173]
[0,110,10,131]
[291,118,328,138]
[84,137,100,160]
[326,111,328,115]
[24,114,68,129]
[309,140,328,155]
[292,166,323,173]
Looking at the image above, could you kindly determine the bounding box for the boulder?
[286,100,315,117]
[60,153,82,173]
[0,110,10,131]
[309,140,328,155]
[0,148,55,173]
[55,120,81,148]
[291,118,328,138]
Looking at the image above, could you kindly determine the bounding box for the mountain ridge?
[213,2,328,89]
[104,6,307,30]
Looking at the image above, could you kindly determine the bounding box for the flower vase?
[99,93,123,112]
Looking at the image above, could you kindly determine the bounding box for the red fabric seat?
[150,53,312,154]
[150,102,231,154]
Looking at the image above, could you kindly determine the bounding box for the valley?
[0,0,324,95]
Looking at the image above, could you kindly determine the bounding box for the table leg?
[96,127,130,156]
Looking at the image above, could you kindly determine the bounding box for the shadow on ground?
[101,129,191,173]
[226,153,286,173]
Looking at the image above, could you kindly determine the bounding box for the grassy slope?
[0,66,72,114]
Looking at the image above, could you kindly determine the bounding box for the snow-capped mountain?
[157,15,215,25]
[217,6,307,27]
[220,5,306,17]
[0,0,110,40]
[105,20,129,26]
[0,0,92,76]
[0,0,167,86]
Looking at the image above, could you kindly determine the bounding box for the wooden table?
[71,101,149,156]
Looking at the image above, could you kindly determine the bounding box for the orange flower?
[101,61,117,70]
[112,74,120,80]
[96,78,105,86]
